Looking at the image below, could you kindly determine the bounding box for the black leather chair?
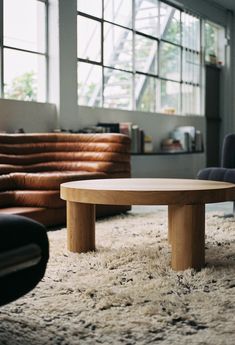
[197,133,235,212]
[0,214,49,306]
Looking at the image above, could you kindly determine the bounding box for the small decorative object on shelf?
[162,107,176,115]
[160,126,204,154]
[144,135,153,153]
[209,53,217,65]
[14,128,25,133]
[160,138,184,153]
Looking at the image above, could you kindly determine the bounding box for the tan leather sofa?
[0,133,131,226]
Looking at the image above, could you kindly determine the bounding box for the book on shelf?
[158,126,204,154]
[97,122,120,133]
[120,123,144,153]
[80,121,146,154]
[171,126,196,152]
[119,122,133,137]
[131,125,139,153]
[195,130,204,152]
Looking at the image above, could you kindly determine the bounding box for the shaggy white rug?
[0,210,235,345]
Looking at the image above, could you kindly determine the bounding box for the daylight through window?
[77,0,203,115]
[2,0,48,102]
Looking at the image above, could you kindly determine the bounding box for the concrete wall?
[131,153,205,179]
[78,105,206,152]
[77,106,206,178]
[0,99,57,133]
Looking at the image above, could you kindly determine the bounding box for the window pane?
[104,0,132,28]
[78,62,102,107]
[182,13,200,51]
[4,48,46,102]
[205,22,217,63]
[77,16,101,62]
[135,35,157,74]
[204,21,225,64]
[77,0,102,18]
[182,84,200,115]
[104,23,132,71]
[135,74,156,112]
[135,0,158,37]
[182,50,200,84]
[160,3,180,44]
[4,0,46,53]
[76,1,204,115]
[160,80,180,114]
[104,68,132,110]
[160,42,181,81]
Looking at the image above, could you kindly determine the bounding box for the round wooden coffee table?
[60,178,235,271]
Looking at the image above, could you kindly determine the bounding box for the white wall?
[78,105,206,151]
[58,0,78,129]
[77,105,206,178]
[0,99,57,133]
[131,153,205,178]
[48,0,78,129]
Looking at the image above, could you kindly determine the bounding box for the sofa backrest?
[0,133,131,176]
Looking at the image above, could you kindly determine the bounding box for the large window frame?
[77,0,202,115]
[0,0,48,102]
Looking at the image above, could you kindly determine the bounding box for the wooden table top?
[60,178,235,206]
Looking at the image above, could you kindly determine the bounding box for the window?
[205,21,225,65]
[2,0,48,102]
[77,1,203,115]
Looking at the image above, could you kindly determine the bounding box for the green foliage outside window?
[205,22,217,61]
[4,71,37,101]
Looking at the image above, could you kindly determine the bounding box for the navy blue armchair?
[197,133,235,183]
[0,214,49,306]
[197,133,235,213]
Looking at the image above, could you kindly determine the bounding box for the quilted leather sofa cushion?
[5,171,106,190]
[0,133,131,226]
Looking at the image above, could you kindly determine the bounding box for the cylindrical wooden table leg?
[66,201,95,253]
[169,204,205,271]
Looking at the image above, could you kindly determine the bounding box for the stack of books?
[79,122,148,153]
[119,122,144,153]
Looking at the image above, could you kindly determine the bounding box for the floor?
[131,201,234,215]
